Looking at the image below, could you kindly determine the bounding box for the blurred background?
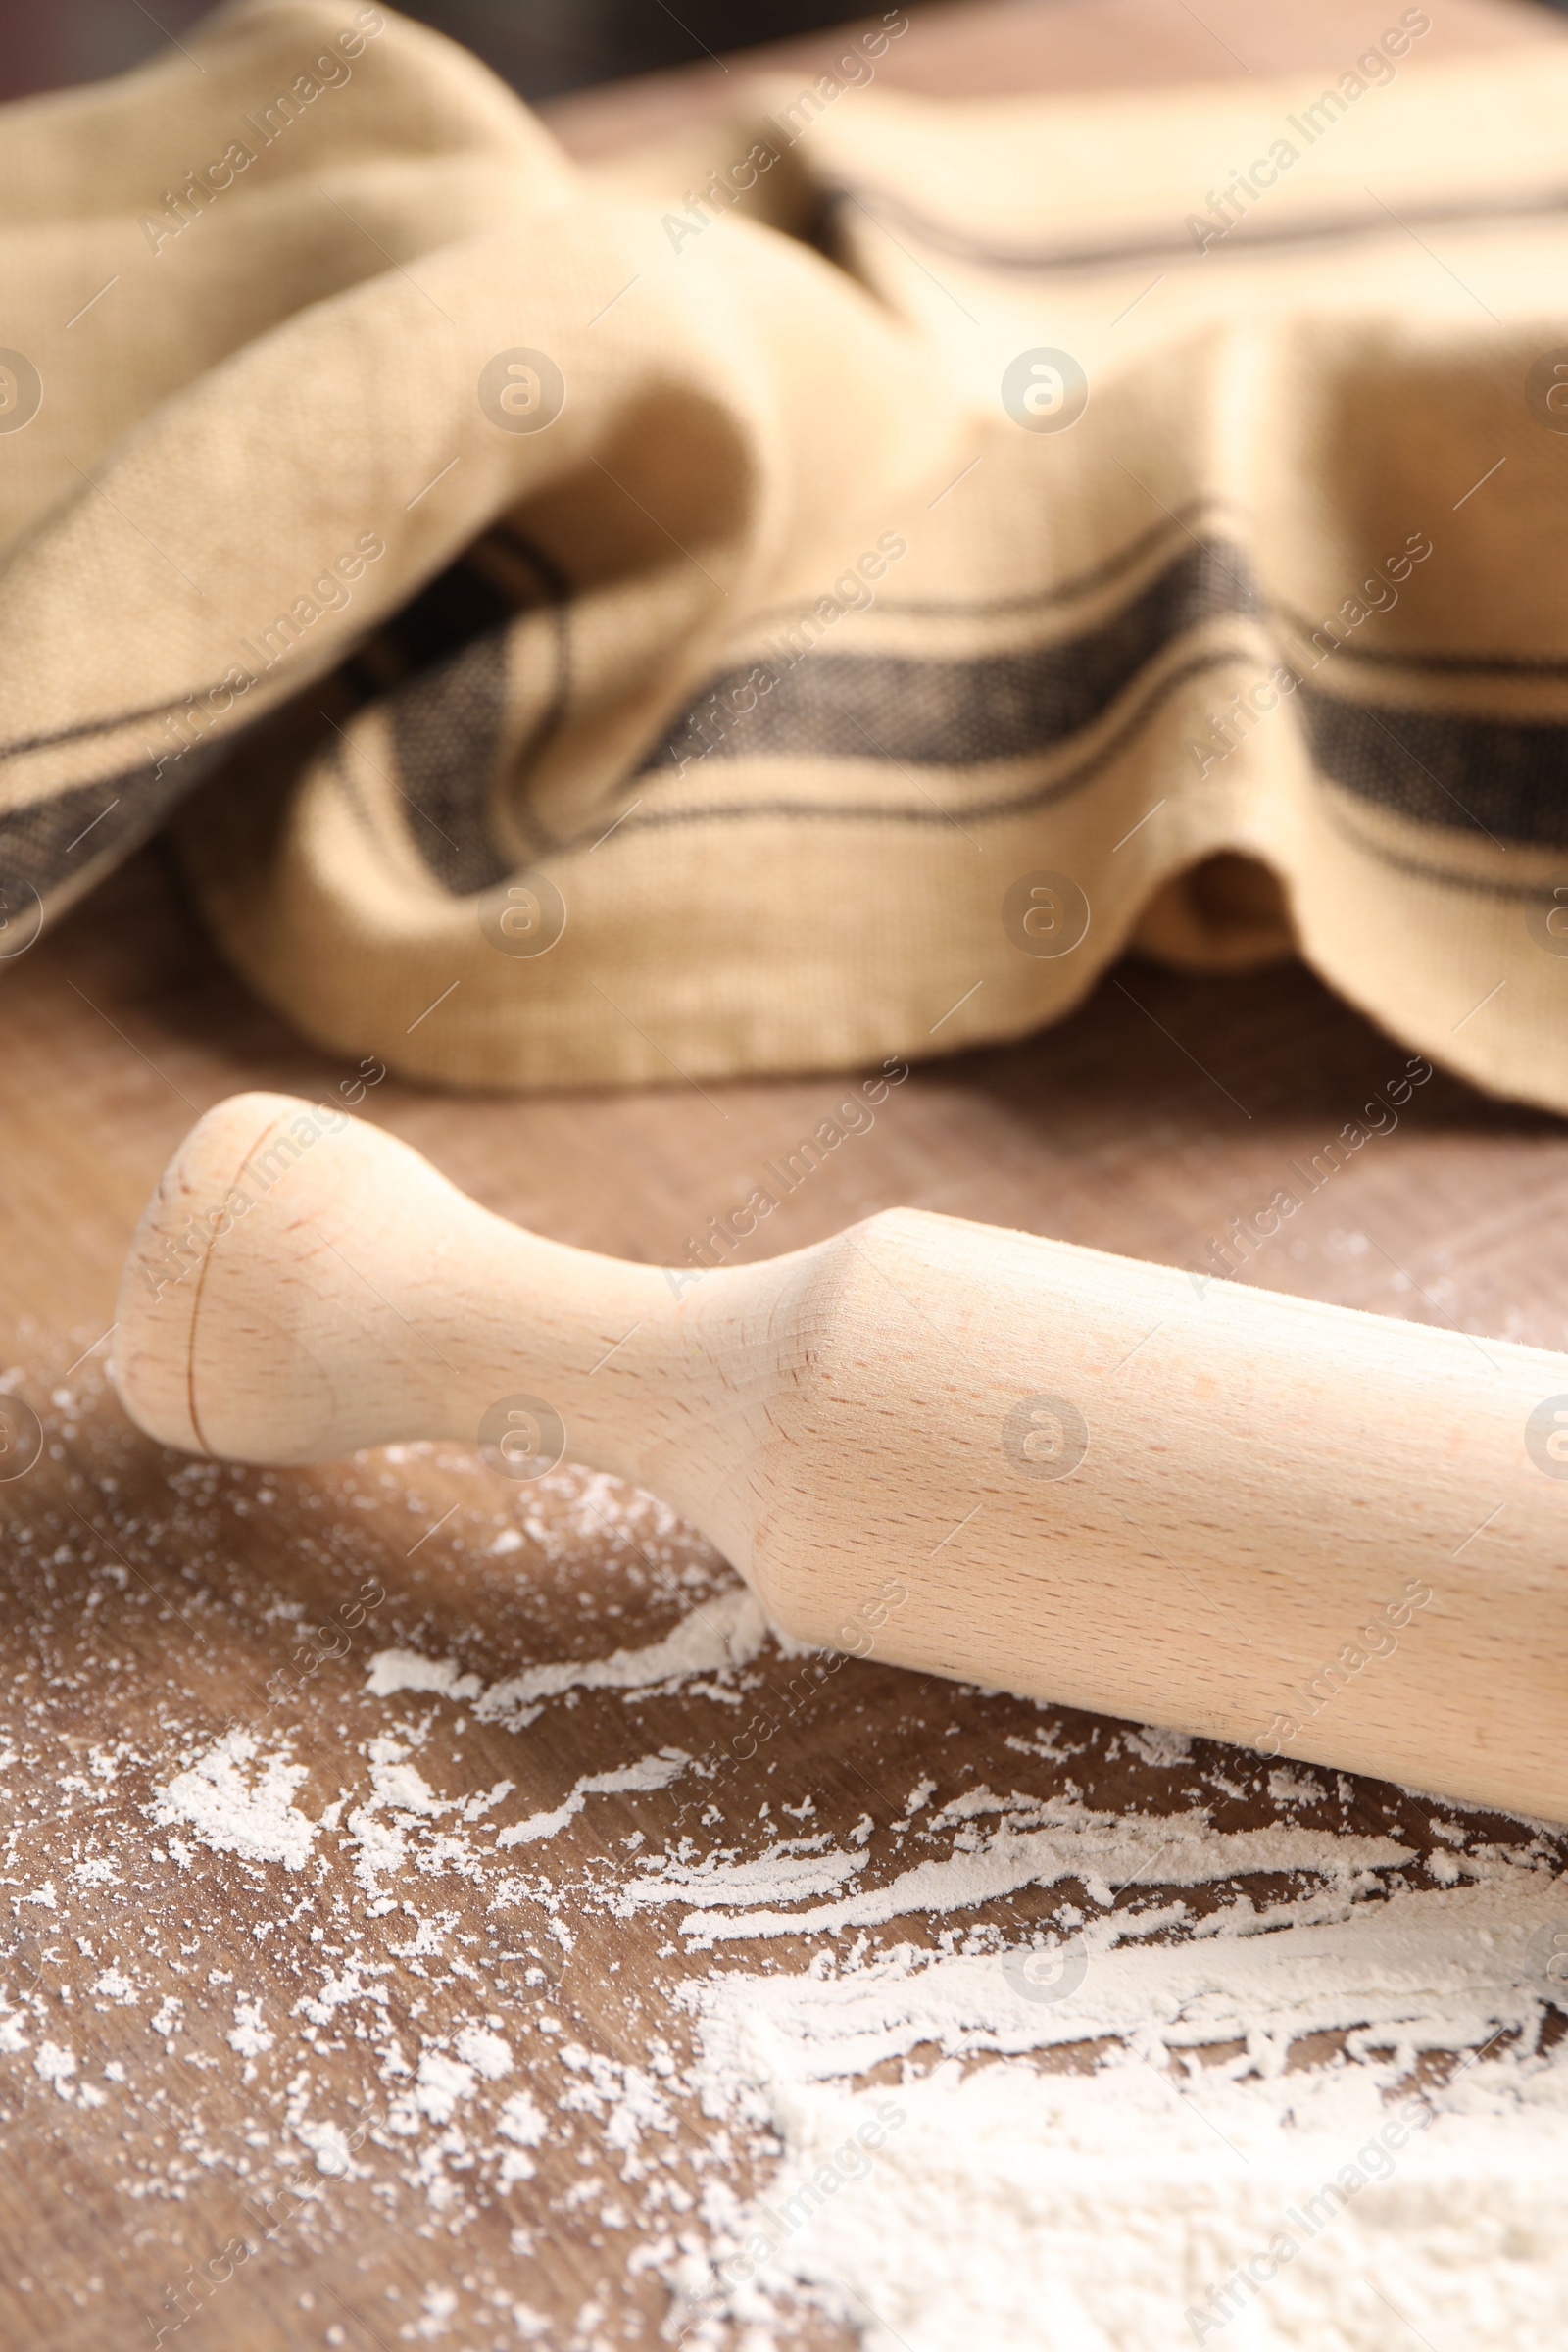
[9,0,1568,111]
[5,0,922,106]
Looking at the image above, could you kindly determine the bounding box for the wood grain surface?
[4,3,1568,2349]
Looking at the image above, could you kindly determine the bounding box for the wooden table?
[3,3,1566,2347]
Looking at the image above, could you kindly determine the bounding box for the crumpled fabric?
[4,0,1568,1102]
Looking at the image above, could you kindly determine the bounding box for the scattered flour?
[345,1742,463,1891]
[149,1732,317,1870]
[668,1797,1409,1946]
[497,2087,548,2146]
[616,1838,869,1917]
[366,1653,483,1701]
[32,2040,76,2097]
[455,2025,514,2080]
[364,1587,768,1727]
[496,2084,549,2184]
[405,2281,459,2339]
[227,1996,273,2057]
[497,1750,691,1847]
[410,2050,479,2125]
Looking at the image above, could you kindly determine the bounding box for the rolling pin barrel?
[112,1092,1568,1820]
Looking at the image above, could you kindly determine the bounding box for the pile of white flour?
[676,1877,1568,2348]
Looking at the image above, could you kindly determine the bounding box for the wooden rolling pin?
[112,1092,1568,1819]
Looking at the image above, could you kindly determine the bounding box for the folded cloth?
[5,0,1568,1102]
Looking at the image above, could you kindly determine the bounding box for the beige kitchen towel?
[4,0,1568,1102]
